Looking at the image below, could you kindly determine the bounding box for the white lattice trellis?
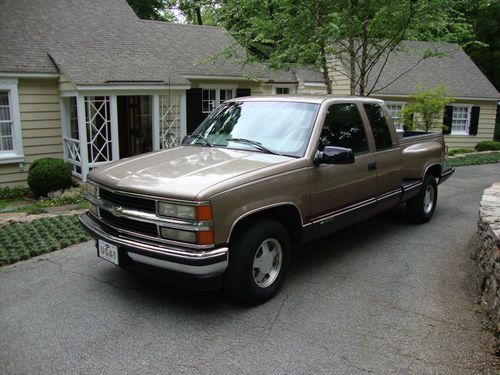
[159,95,181,149]
[63,136,82,176]
[85,96,112,163]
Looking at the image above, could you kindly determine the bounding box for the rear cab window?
[363,103,393,151]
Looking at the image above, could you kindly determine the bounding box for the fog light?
[160,227,197,243]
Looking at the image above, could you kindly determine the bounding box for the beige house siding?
[0,78,63,187]
[328,58,351,96]
[375,95,497,149]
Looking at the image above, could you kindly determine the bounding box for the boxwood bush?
[27,158,72,197]
[475,140,500,152]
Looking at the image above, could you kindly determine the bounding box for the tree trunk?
[319,44,332,94]
[195,7,202,25]
[349,36,356,96]
[359,24,368,96]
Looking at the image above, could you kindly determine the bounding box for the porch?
[60,92,186,181]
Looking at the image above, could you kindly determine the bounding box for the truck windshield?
[187,101,319,157]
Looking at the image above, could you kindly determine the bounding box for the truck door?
[308,102,377,236]
[362,103,403,211]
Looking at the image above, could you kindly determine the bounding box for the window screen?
[364,103,393,150]
[319,103,368,154]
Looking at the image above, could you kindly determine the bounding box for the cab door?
[308,102,377,237]
[361,103,403,211]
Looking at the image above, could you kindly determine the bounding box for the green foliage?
[0,186,29,200]
[447,148,474,156]
[444,152,500,167]
[27,158,72,197]
[0,215,90,265]
[126,0,176,21]
[37,187,86,207]
[400,84,454,132]
[475,140,500,152]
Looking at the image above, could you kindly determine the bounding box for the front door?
[117,96,152,158]
[308,102,377,236]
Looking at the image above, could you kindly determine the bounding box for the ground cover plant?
[444,152,500,167]
[0,215,90,265]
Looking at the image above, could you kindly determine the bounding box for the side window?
[363,103,393,150]
[319,103,368,154]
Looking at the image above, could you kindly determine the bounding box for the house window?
[386,103,405,130]
[0,81,23,163]
[275,87,290,95]
[202,88,235,113]
[0,92,14,151]
[451,105,471,135]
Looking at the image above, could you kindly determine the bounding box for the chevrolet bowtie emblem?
[110,206,123,217]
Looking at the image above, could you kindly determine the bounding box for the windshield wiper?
[186,134,213,147]
[226,138,277,155]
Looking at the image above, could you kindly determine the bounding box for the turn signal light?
[196,205,213,221]
[196,230,214,245]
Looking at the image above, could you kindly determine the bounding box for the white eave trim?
[183,74,264,82]
[76,84,191,91]
[0,72,60,79]
[374,93,500,102]
[303,82,327,87]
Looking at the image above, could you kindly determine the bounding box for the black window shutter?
[469,106,480,136]
[186,88,207,134]
[442,106,453,135]
[236,88,251,97]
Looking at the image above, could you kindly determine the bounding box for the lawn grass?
[444,152,500,167]
[0,214,91,265]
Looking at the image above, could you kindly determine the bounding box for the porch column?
[152,94,160,150]
[110,95,119,160]
[76,95,89,181]
[180,91,187,139]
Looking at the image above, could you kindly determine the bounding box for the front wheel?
[224,219,291,305]
[406,175,438,223]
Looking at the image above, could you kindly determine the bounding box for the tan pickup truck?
[80,96,454,304]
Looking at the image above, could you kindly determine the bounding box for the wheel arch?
[227,203,304,246]
[424,163,442,180]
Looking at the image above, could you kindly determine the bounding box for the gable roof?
[0,0,297,85]
[364,41,499,99]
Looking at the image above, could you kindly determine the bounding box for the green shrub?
[0,186,29,199]
[475,141,500,152]
[447,148,474,156]
[27,158,72,197]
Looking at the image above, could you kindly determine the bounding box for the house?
[328,41,500,148]
[1,1,498,187]
[0,0,326,186]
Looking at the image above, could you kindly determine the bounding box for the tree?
[166,1,221,25]
[218,0,467,95]
[126,0,176,21]
[400,84,455,132]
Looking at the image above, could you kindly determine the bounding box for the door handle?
[368,162,377,171]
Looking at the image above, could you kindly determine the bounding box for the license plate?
[98,240,119,265]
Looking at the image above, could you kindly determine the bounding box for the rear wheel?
[406,175,438,223]
[224,219,291,305]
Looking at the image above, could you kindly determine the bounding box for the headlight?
[158,202,196,220]
[160,227,197,243]
[157,202,212,221]
[87,181,98,197]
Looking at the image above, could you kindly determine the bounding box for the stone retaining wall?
[476,182,500,340]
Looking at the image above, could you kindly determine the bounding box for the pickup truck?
[79,96,454,304]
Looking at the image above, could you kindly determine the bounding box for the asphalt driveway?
[1,164,499,374]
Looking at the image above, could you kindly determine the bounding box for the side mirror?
[314,146,355,165]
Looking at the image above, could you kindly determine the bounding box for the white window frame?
[450,103,472,135]
[0,80,24,164]
[272,84,297,95]
[385,101,406,131]
[200,85,237,114]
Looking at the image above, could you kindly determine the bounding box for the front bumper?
[79,212,228,277]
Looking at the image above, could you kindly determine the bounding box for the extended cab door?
[307,102,377,236]
[361,103,403,211]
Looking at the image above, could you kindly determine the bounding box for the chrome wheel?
[423,185,435,214]
[252,238,282,288]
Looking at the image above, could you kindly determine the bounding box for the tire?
[406,174,438,223]
[224,218,291,305]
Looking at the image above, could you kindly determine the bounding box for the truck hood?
[88,146,291,200]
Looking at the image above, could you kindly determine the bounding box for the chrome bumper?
[79,212,228,277]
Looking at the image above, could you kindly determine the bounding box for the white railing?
[63,136,82,178]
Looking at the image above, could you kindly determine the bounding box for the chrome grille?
[99,188,156,213]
